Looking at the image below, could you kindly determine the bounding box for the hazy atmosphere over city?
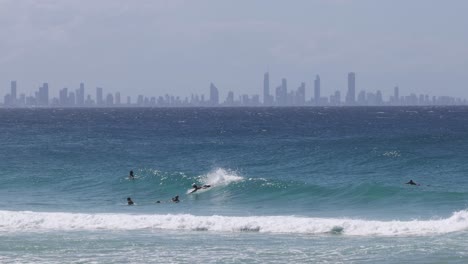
[1,0,468,100]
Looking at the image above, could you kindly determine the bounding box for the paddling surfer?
[405,180,419,186]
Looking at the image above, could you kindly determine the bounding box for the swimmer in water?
[129,170,135,179]
[406,180,418,186]
[189,183,211,193]
[127,197,134,205]
[172,195,180,203]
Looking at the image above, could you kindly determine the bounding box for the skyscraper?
[331,90,341,105]
[296,82,306,105]
[38,83,49,106]
[96,87,103,105]
[68,91,76,106]
[59,88,68,106]
[76,82,85,106]
[4,94,11,106]
[10,81,17,105]
[225,91,234,106]
[106,93,114,105]
[314,75,320,105]
[263,72,271,105]
[274,78,288,106]
[346,72,356,105]
[209,83,219,106]
[393,86,399,105]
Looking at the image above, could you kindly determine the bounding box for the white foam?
[1,210,468,236]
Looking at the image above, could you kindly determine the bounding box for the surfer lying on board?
[190,183,211,193]
[405,180,419,186]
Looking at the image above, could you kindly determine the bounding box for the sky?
[1,0,468,101]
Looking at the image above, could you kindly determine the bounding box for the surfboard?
[187,186,212,194]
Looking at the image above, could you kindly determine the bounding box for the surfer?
[172,195,180,203]
[406,180,418,186]
[127,197,134,205]
[190,183,211,193]
[129,170,135,179]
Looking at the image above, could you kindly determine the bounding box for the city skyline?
[2,72,466,107]
[2,1,468,99]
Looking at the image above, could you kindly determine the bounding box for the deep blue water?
[1,107,468,263]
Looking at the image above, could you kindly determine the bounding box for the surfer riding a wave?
[190,183,211,193]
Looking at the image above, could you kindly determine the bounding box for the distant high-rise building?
[85,94,93,105]
[137,95,144,105]
[225,91,234,106]
[393,86,399,105]
[127,96,131,105]
[419,94,425,105]
[38,83,49,106]
[287,90,295,105]
[330,90,341,105]
[68,91,76,105]
[115,92,121,105]
[314,75,320,105]
[263,72,271,105]
[96,87,103,105]
[4,94,11,106]
[376,90,383,105]
[19,94,25,105]
[76,82,85,106]
[106,93,114,105]
[209,83,219,106]
[10,81,17,105]
[357,90,366,105]
[252,94,260,106]
[346,72,355,105]
[241,94,250,106]
[296,82,306,105]
[59,88,68,106]
[275,78,288,106]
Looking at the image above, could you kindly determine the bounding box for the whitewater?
[2,209,468,236]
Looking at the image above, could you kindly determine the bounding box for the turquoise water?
[1,107,468,263]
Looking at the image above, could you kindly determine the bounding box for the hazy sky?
[1,0,468,100]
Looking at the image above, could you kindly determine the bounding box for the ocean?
[1,107,468,263]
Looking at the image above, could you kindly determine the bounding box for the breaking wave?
[1,210,468,236]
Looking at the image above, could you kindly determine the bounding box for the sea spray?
[198,168,244,187]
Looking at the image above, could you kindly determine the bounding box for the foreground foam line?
[1,210,468,236]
